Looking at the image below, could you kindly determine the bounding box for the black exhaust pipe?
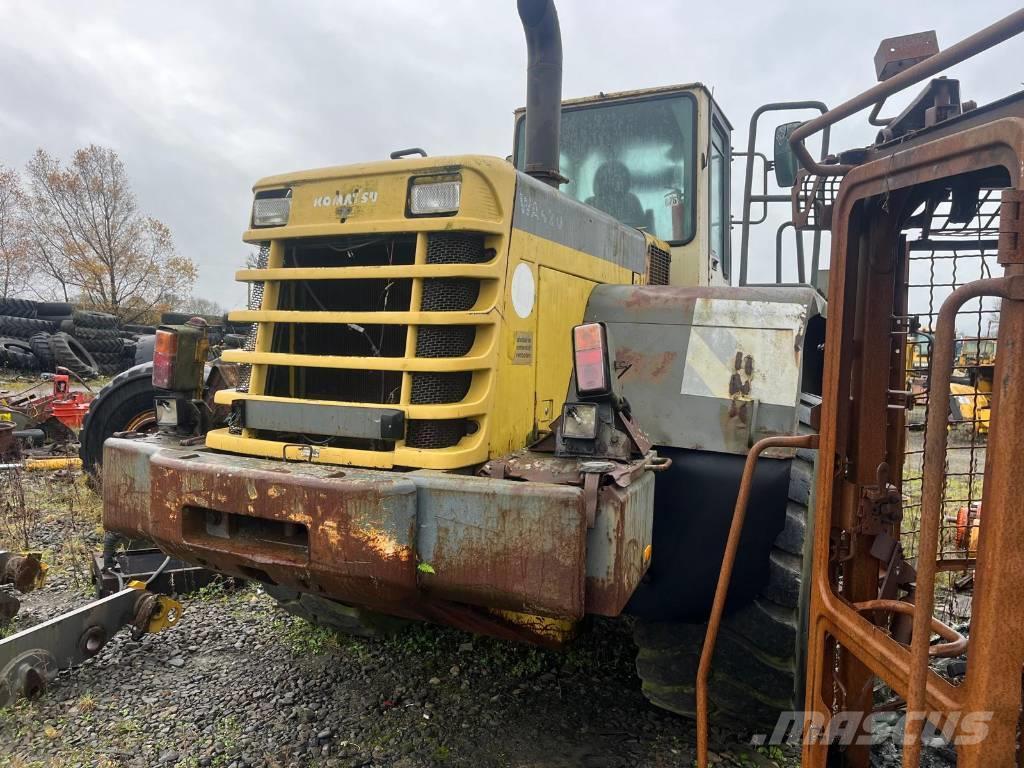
[518,0,565,187]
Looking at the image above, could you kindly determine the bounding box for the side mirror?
[773,121,803,187]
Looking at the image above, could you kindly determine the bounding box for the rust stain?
[350,526,412,562]
[615,347,677,382]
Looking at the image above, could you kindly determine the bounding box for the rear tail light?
[572,322,611,397]
[152,330,178,389]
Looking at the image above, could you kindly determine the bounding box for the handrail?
[738,101,829,286]
[903,273,1024,765]
[695,432,819,768]
[789,9,1024,176]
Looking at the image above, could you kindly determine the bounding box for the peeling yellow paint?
[351,526,411,562]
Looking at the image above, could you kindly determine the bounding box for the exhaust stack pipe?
[518,0,565,187]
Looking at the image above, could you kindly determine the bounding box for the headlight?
[408,175,461,216]
[252,189,291,227]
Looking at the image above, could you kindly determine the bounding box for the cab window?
[515,94,697,244]
[709,118,730,279]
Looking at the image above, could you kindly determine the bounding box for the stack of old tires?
[0,299,88,376]
[59,310,128,376]
[0,299,144,379]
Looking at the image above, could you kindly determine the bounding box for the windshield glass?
[515,93,696,244]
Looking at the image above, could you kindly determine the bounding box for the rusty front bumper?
[102,435,654,632]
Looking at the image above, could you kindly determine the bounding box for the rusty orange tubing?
[696,431,819,768]
[904,275,1023,765]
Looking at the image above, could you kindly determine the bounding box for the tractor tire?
[0,337,39,371]
[29,333,54,371]
[79,336,124,354]
[72,309,118,329]
[48,332,99,380]
[0,298,37,318]
[0,314,54,339]
[35,301,73,318]
[134,334,156,365]
[265,585,408,638]
[633,395,819,735]
[79,363,157,479]
[72,325,121,341]
[119,342,137,372]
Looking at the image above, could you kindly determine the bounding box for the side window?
[709,120,729,279]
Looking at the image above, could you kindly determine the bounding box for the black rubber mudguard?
[625,446,791,622]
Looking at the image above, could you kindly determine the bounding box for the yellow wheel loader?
[92,0,825,735]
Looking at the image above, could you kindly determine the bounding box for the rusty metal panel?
[586,285,824,454]
[102,438,160,539]
[148,452,419,605]
[585,469,655,616]
[103,435,591,622]
[411,470,587,619]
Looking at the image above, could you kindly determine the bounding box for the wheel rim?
[123,410,157,433]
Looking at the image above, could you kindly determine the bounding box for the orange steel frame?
[801,119,1024,767]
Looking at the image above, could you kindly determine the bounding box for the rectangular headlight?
[252,189,291,227]
[561,402,599,439]
[408,177,461,216]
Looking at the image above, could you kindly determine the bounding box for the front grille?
[236,243,270,394]
[265,365,403,404]
[279,278,412,314]
[406,419,467,449]
[405,233,490,446]
[647,243,671,286]
[416,325,475,358]
[288,235,417,268]
[425,232,492,265]
[411,373,472,405]
[231,230,493,459]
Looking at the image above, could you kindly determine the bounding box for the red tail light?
[152,330,178,389]
[572,322,611,396]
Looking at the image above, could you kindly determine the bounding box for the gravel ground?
[0,454,970,768]
[1,471,800,768]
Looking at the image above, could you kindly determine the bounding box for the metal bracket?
[999,189,1024,265]
[856,462,903,535]
[0,584,182,707]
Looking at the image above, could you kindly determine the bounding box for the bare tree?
[24,145,197,322]
[173,295,225,316]
[0,166,33,300]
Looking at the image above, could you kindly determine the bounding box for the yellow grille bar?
[222,349,494,372]
[229,309,496,326]
[235,263,501,282]
[214,390,491,420]
[206,422,490,470]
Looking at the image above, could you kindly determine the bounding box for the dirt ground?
[0,413,981,767]
[1,470,802,768]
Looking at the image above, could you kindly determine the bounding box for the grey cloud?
[1,0,1020,307]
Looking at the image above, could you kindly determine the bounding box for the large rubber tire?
[134,334,156,365]
[634,395,819,735]
[265,585,408,638]
[72,326,121,341]
[29,333,54,371]
[79,336,124,354]
[0,314,54,339]
[72,309,118,329]
[0,337,39,371]
[0,298,37,318]
[48,332,99,380]
[79,363,157,479]
[35,301,73,318]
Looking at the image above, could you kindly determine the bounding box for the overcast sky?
[1,0,1020,309]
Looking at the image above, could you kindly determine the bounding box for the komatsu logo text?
[312,189,379,208]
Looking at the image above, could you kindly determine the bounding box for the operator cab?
[513,84,732,287]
